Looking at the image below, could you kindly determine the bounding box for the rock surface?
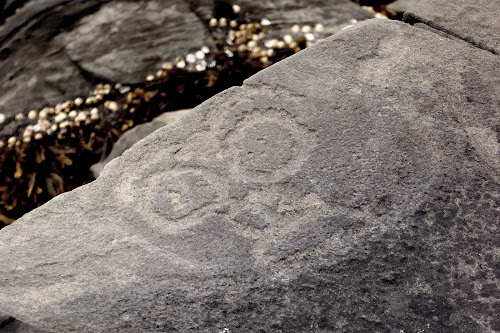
[0,0,214,118]
[0,313,11,327]
[403,0,500,54]
[90,109,192,178]
[0,0,20,21]
[1,16,499,332]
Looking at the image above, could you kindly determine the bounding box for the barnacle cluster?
[0,5,331,228]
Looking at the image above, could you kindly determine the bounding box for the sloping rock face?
[403,0,500,54]
[0,16,499,333]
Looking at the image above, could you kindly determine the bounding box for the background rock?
[0,0,213,118]
[0,1,101,118]
[189,0,373,39]
[0,17,498,332]
[0,0,23,23]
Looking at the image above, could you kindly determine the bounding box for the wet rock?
[0,0,214,118]
[0,18,499,333]
[90,109,192,178]
[403,0,500,54]
[1,0,20,12]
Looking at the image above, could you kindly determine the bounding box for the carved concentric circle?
[118,167,226,234]
[226,108,316,183]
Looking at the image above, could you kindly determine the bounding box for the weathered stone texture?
[0,18,498,332]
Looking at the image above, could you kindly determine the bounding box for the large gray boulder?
[403,0,500,54]
[0,17,499,332]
